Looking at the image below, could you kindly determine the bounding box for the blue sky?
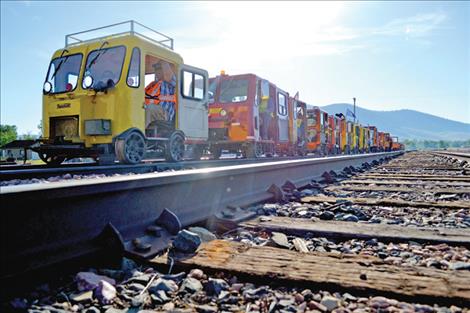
[1,1,469,135]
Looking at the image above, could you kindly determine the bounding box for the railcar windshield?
[45,53,83,94]
[307,111,317,126]
[83,46,126,89]
[219,79,249,103]
[307,111,316,125]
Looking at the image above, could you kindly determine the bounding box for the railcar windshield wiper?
[50,49,69,80]
[85,41,109,72]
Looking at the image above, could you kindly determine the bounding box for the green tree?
[37,120,43,135]
[0,124,18,147]
[19,132,37,140]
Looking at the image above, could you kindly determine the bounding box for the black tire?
[191,145,204,160]
[39,153,65,166]
[115,131,146,164]
[244,142,263,158]
[165,132,185,162]
[210,146,222,160]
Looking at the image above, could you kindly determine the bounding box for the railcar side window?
[278,93,287,116]
[182,70,205,100]
[127,47,140,88]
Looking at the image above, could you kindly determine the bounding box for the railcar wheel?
[191,145,204,160]
[244,142,263,158]
[39,153,65,166]
[210,146,222,160]
[115,131,146,164]
[297,148,307,156]
[165,132,185,162]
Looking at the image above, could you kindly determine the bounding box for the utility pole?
[353,97,356,124]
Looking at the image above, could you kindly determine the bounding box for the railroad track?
[432,150,470,164]
[0,155,319,181]
[0,152,399,278]
[4,150,470,312]
[0,153,389,182]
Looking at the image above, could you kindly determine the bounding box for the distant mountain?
[319,103,470,141]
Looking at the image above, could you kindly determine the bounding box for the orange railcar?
[391,136,402,151]
[306,107,332,155]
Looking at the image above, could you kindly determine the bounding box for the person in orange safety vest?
[145,61,176,128]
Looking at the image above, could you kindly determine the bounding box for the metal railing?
[65,20,174,50]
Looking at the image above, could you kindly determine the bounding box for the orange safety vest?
[145,81,176,106]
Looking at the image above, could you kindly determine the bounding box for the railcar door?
[254,79,270,141]
[277,90,289,142]
[178,64,209,140]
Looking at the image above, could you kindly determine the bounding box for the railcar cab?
[37,21,209,165]
[345,121,353,154]
[363,127,371,153]
[391,136,401,151]
[368,126,378,152]
[326,115,336,155]
[272,84,291,155]
[208,72,291,158]
[353,124,361,154]
[384,133,392,152]
[378,132,385,152]
[306,107,329,155]
[293,99,307,155]
[335,113,346,154]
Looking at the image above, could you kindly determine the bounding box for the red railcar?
[327,115,337,154]
[368,126,379,152]
[208,73,295,158]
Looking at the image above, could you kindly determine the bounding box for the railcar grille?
[50,116,79,138]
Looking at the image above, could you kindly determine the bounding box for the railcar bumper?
[31,142,99,158]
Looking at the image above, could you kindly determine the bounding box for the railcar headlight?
[83,75,94,88]
[43,81,52,94]
[220,109,227,117]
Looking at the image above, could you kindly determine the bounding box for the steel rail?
[0,157,300,181]
[2,155,331,181]
[0,151,401,279]
[0,154,382,181]
[432,151,470,163]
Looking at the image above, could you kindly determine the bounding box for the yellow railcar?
[36,21,209,164]
[364,127,371,153]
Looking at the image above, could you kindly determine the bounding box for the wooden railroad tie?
[151,240,470,306]
[326,185,470,195]
[301,195,470,210]
[240,216,470,247]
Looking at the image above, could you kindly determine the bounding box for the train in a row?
[207,72,403,159]
[28,21,403,165]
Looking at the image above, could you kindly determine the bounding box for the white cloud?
[172,2,447,77]
[372,12,447,38]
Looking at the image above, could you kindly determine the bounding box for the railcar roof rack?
[65,20,174,50]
